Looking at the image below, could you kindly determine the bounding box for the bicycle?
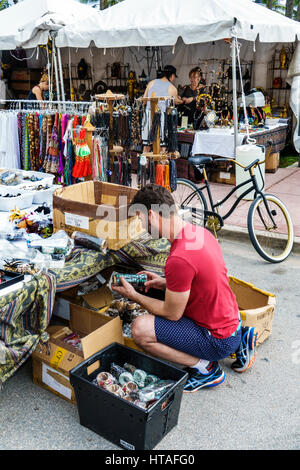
[173,148,294,263]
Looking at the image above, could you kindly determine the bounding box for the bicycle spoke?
[251,197,292,260]
[173,180,206,226]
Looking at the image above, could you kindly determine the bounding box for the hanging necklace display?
[140,155,147,188]
[131,101,143,147]
[149,109,161,144]
[166,105,178,154]
[169,159,177,193]
[94,90,126,184]
[137,94,180,193]
[149,158,155,184]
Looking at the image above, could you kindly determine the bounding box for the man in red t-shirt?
[112,185,258,392]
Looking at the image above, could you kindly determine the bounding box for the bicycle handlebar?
[214,157,265,171]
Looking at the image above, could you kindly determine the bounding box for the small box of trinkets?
[70,342,188,450]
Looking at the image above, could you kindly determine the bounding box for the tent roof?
[0,0,95,50]
[56,0,300,49]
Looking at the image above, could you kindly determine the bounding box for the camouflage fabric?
[0,272,56,385]
[0,234,170,385]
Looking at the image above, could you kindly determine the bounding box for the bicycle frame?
[181,161,277,228]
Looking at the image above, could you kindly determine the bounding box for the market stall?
[0,1,286,448]
[55,0,300,158]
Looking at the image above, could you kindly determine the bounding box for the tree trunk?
[297,2,300,21]
[267,0,272,8]
[285,0,294,18]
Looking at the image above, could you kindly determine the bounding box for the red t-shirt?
[165,223,239,339]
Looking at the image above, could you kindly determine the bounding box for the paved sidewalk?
[202,167,300,239]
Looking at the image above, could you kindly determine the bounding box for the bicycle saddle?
[188,155,213,166]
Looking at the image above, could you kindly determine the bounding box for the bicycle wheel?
[173,178,208,226]
[248,193,294,263]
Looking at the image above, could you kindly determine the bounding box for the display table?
[176,124,288,180]
[192,130,244,159]
[177,124,288,157]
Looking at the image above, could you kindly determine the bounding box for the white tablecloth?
[191,124,287,158]
[191,130,244,158]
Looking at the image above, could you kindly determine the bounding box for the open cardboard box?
[32,303,123,404]
[229,276,276,346]
[52,181,145,250]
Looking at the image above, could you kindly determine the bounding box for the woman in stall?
[180,67,206,124]
[27,72,49,103]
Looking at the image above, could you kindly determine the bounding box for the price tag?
[219,171,230,180]
[65,212,89,230]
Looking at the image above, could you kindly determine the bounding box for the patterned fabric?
[0,234,171,385]
[155,315,241,361]
[51,247,115,292]
[0,273,56,385]
[111,232,170,277]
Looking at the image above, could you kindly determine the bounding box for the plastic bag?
[28,230,74,256]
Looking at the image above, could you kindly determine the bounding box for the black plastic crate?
[70,342,188,450]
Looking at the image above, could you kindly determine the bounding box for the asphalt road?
[0,236,299,451]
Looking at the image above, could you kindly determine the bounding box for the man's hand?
[138,271,166,293]
[111,277,138,301]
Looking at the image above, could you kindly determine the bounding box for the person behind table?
[142,65,183,152]
[112,184,258,392]
[27,73,49,102]
[180,67,206,125]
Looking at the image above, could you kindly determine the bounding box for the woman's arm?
[32,86,43,101]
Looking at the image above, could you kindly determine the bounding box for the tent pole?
[57,46,66,105]
[232,37,238,158]
[51,37,61,107]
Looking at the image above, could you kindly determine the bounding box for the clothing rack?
[0,99,92,114]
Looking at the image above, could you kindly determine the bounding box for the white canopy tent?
[56,0,300,48]
[0,0,94,50]
[0,0,95,102]
[56,0,300,154]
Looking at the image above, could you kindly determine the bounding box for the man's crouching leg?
[132,314,202,367]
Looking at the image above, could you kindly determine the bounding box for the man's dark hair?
[130,184,176,213]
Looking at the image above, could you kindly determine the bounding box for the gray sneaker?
[231,326,258,373]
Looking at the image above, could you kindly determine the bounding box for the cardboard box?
[209,169,236,185]
[229,276,276,346]
[53,181,144,250]
[265,152,279,173]
[79,284,143,352]
[32,304,124,404]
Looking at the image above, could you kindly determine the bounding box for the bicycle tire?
[248,193,294,263]
[173,178,208,226]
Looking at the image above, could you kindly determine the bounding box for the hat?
[162,65,178,78]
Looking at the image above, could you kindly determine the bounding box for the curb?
[218,225,300,255]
